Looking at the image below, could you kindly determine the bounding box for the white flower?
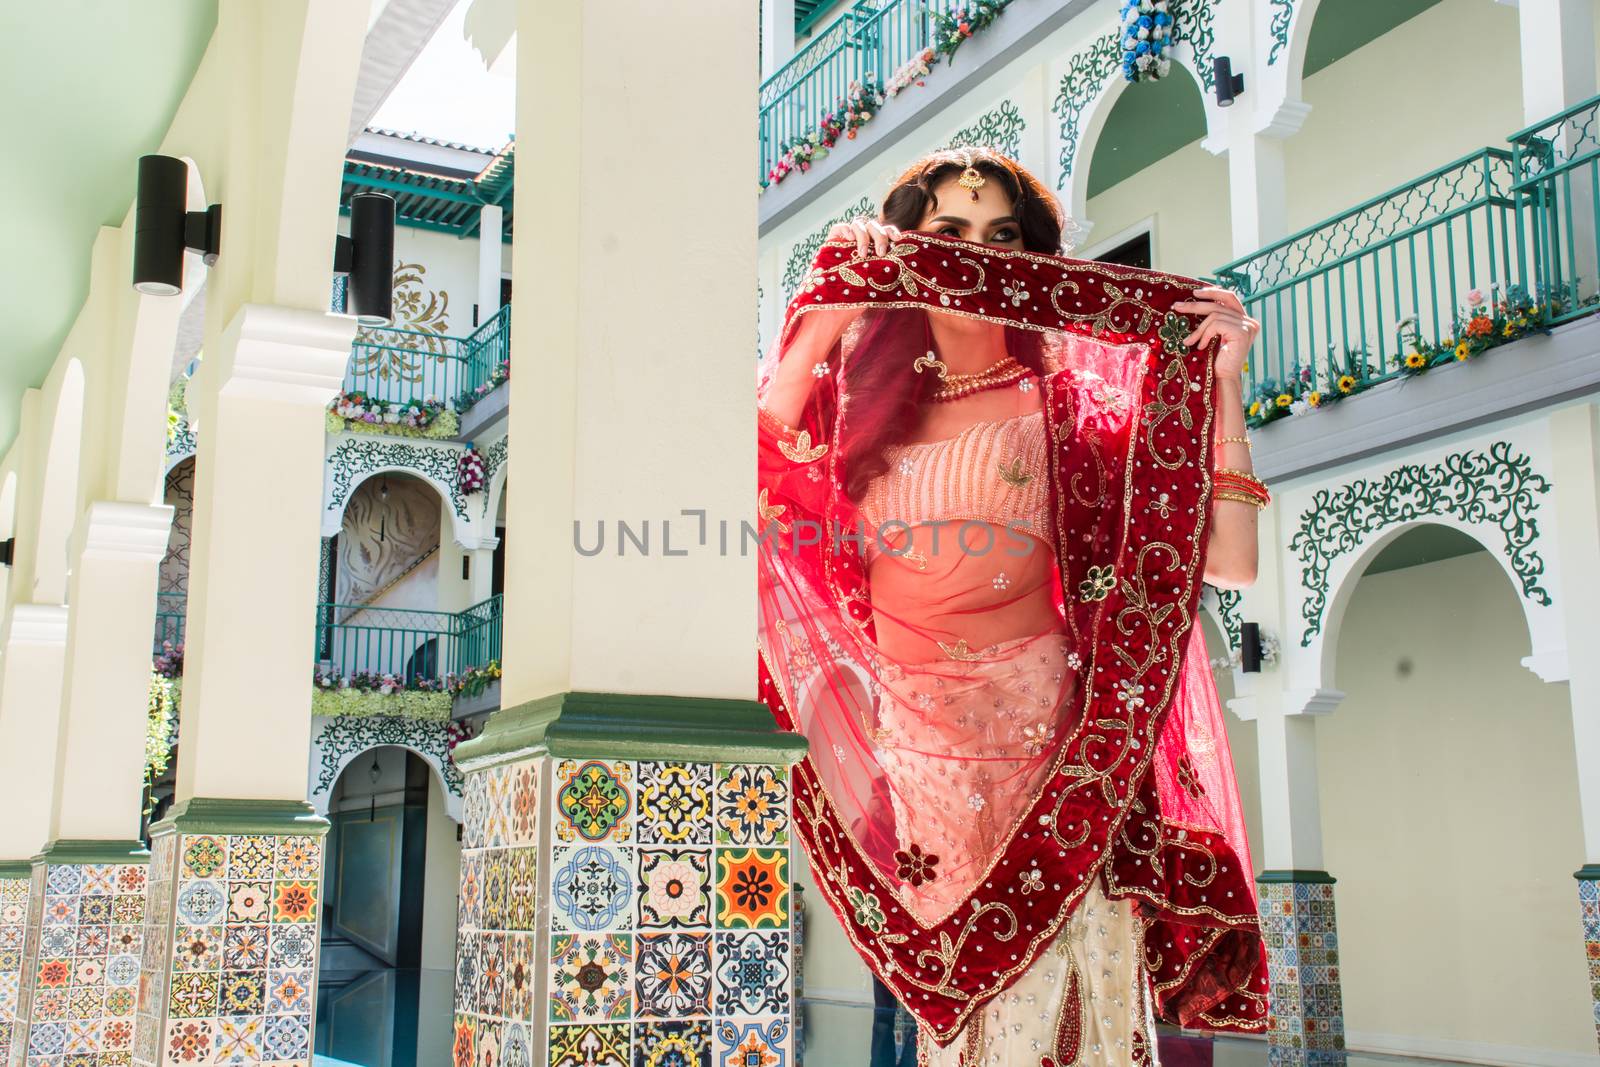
[993,572,1011,590]
[898,455,915,476]
[1117,679,1146,712]
[967,793,986,811]
[1156,57,1172,77]
[812,362,830,378]
[1066,651,1083,671]
[1018,377,1034,393]
[1289,398,1311,416]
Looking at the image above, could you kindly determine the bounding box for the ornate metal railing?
[153,592,186,656]
[1510,92,1600,325]
[314,594,503,686]
[341,306,511,415]
[1215,147,1524,398]
[758,0,964,185]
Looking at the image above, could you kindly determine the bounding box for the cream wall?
[1284,0,1525,235]
[1083,136,1232,280]
[1319,547,1591,1056]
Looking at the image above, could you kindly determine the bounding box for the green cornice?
[454,691,809,772]
[151,798,330,839]
[1256,869,1337,884]
[1574,864,1600,881]
[34,840,150,866]
[0,860,34,879]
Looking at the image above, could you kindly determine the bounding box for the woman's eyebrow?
[929,214,1019,227]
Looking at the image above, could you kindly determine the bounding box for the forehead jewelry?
[956,150,986,202]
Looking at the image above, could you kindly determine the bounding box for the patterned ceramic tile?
[714,851,788,930]
[715,1016,790,1067]
[549,1021,628,1066]
[555,761,634,844]
[712,933,790,1017]
[636,851,711,930]
[635,764,712,847]
[0,873,29,1061]
[714,765,789,847]
[1257,880,1345,1052]
[632,1019,709,1066]
[553,847,634,933]
[131,830,325,1067]
[14,860,146,1064]
[634,933,711,1020]
[551,934,633,1022]
[1580,877,1600,1048]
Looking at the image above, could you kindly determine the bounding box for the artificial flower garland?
[312,668,453,721]
[1120,0,1174,82]
[454,359,511,414]
[458,443,486,494]
[327,397,460,440]
[763,0,1015,189]
[1244,284,1558,429]
[449,661,501,698]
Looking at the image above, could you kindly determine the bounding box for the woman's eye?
[990,229,1019,243]
[938,226,961,237]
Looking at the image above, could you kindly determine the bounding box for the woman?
[756,147,1270,1065]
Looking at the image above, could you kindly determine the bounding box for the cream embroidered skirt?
[918,877,1157,1067]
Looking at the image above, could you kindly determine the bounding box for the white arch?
[1286,518,1567,713]
[484,448,509,528]
[1064,44,1218,228]
[34,360,86,604]
[321,462,473,546]
[307,730,463,822]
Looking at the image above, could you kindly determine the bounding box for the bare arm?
[761,218,904,428]
[1172,287,1262,589]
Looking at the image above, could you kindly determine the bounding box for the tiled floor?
[311,970,1483,1067]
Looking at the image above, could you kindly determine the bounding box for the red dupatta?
[755,232,1268,1043]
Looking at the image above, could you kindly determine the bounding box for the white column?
[48,503,172,841]
[1550,403,1600,864]
[175,306,352,801]
[477,203,504,324]
[762,0,797,81]
[503,0,756,706]
[0,606,69,858]
[1255,705,1327,872]
[1516,0,1597,123]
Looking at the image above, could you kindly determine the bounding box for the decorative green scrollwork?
[1211,586,1242,650]
[311,714,463,798]
[1288,441,1553,647]
[945,99,1027,162]
[1051,30,1121,190]
[783,196,876,301]
[327,438,469,521]
[1267,0,1294,65]
[480,435,509,521]
[1172,0,1217,90]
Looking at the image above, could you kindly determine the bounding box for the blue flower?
[1137,14,1153,28]
[1135,40,1150,55]
[1154,11,1171,24]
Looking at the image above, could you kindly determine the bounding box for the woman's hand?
[1172,286,1260,381]
[827,217,904,258]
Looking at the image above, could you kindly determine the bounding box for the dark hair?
[839,148,1067,502]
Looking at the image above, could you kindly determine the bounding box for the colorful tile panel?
[131,830,325,1067]
[454,758,793,1067]
[10,859,147,1066]
[1580,877,1600,1048]
[1257,880,1345,1053]
[0,875,28,1064]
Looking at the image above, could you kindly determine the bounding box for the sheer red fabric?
[755,232,1268,1043]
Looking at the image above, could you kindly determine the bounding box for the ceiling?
[0,1,218,454]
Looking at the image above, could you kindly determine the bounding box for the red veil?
[755,232,1268,1044]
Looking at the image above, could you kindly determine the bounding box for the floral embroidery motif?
[997,456,1034,487]
[757,488,791,533]
[1177,755,1208,800]
[894,844,940,887]
[1078,564,1116,601]
[1159,311,1192,356]
[777,429,827,464]
[846,886,886,932]
[1019,868,1045,895]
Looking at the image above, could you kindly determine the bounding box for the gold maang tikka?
[956,150,986,202]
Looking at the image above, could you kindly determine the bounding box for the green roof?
[339,141,514,241]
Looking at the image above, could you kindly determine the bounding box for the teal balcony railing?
[759,0,963,184]
[314,593,503,687]
[1215,147,1522,400]
[341,304,510,415]
[154,592,186,656]
[1510,94,1600,326]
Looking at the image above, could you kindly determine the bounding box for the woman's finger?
[1182,310,1219,346]
[854,221,870,258]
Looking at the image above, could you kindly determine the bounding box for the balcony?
[331,303,510,439]
[314,593,503,694]
[1216,92,1600,481]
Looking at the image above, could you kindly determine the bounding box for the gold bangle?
[1216,466,1265,485]
[1215,434,1251,448]
[1213,490,1266,509]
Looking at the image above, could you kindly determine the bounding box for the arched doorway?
[1318,524,1590,1056]
[316,746,461,1067]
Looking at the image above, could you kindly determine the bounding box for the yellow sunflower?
[1275,393,1292,408]
[1336,374,1356,394]
[1307,391,1322,407]
[1454,341,1471,361]
[1248,400,1261,417]
[1404,351,1428,369]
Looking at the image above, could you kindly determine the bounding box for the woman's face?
[916,172,1024,249]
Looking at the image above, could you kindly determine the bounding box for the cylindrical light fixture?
[347,192,395,326]
[133,156,189,296]
[1240,621,1263,673]
[1213,55,1246,108]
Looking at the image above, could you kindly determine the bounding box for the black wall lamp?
[334,192,396,327]
[1213,55,1246,108]
[1240,621,1263,673]
[132,155,221,296]
[0,538,13,568]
